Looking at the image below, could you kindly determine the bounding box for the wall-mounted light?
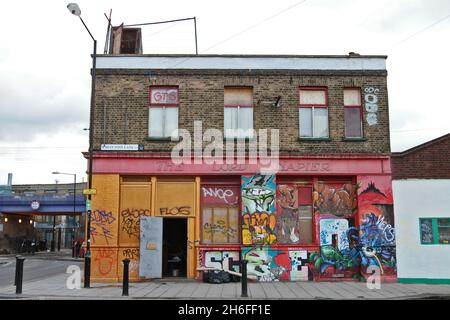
[18,219,22,224]
[4,217,8,223]
[29,219,33,224]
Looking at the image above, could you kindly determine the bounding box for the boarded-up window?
[202,207,239,244]
[155,181,196,217]
[298,186,313,243]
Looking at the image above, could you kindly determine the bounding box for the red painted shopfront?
[88,152,396,282]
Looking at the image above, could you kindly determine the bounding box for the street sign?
[101,144,144,151]
[86,200,92,210]
[83,188,97,195]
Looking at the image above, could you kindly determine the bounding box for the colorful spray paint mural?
[203,251,240,272]
[242,247,308,281]
[310,217,360,280]
[275,184,301,244]
[358,176,396,279]
[313,181,357,217]
[241,175,276,245]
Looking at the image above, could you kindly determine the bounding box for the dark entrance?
[162,218,187,277]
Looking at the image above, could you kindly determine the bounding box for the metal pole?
[51,216,56,252]
[241,260,248,298]
[122,259,130,296]
[194,17,198,55]
[84,38,96,289]
[15,257,25,294]
[73,174,76,252]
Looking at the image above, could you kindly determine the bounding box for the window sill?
[298,137,331,142]
[146,137,180,142]
[223,137,257,142]
[342,137,367,142]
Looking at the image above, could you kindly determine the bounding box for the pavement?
[0,273,450,300]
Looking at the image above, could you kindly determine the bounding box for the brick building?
[86,52,396,282]
[392,133,450,283]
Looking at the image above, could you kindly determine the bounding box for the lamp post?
[67,2,96,288]
[52,172,76,251]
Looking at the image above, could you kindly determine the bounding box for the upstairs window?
[148,87,179,138]
[299,88,329,138]
[344,89,363,138]
[224,87,254,139]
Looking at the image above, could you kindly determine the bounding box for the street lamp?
[67,2,96,288]
[52,172,77,252]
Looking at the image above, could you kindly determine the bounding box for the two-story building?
[86,52,395,283]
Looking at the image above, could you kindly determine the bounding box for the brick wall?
[391,134,450,179]
[93,69,390,155]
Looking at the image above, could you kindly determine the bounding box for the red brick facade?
[391,133,450,180]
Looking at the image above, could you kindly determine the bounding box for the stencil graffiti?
[242,175,276,245]
[243,248,308,282]
[276,185,300,244]
[313,182,357,216]
[120,208,151,239]
[91,210,116,244]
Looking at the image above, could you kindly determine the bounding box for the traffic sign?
[83,188,97,195]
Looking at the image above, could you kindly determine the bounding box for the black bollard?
[122,259,130,296]
[84,253,91,288]
[14,255,19,286]
[15,257,25,294]
[241,260,248,298]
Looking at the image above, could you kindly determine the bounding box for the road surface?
[0,257,82,287]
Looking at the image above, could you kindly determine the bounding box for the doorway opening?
[163,218,187,277]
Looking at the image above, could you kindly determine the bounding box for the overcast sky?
[0,0,449,185]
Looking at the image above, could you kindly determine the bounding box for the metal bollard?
[122,259,130,296]
[84,253,91,288]
[14,255,19,286]
[15,256,25,294]
[241,260,248,298]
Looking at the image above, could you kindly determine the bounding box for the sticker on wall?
[241,175,277,245]
[364,87,379,126]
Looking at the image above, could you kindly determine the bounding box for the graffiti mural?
[241,175,276,245]
[319,219,349,250]
[243,248,308,281]
[275,185,300,244]
[358,176,396,279]
[313,182,357,217]
[310,217,360,279]
[204,251,240,272]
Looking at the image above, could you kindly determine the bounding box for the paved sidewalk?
[1,273,450,300]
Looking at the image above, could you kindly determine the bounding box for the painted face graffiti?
[313,182,357,216]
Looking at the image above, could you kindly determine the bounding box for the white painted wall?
[393,179,450,280]
[96,55,386,70]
